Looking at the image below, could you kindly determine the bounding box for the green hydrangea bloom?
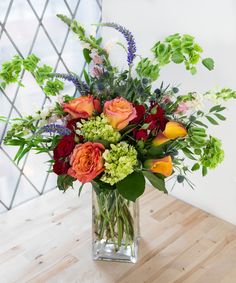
[76,114,121,143]
[101,142,138,185]
[200,136,224,169]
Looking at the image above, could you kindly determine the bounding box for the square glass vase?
[92,187,140,263]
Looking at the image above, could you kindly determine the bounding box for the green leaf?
[120,124,137,139]
[171,52,185,64]
[78,183,84,197]
[43,79,64,96]
[214,113,226,121]
[209,105,221,113]
[1,82,6,89]
[57,14,72,26]
[182,148,196,160]
[83,48,92,64]
[23,54,40,72]
[194,120,208,128]
[193,43,203,52]
[136,58,160,81]
[216,106,226,112]
[14,143,25,162]
[57,175,76,191]
[191,163,200,171]
[202,58,214,70]
[91,179,115,194]
[190,66,197,75]
[83,69,90,85]
[96,37,102,45]
[117,171,145,202]
[194,148,202,155]
[147,146,165,157]
[202,166,208,176]
[142,170,167,193]
[206,115,219,125]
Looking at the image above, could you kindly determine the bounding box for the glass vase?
[92,186,139,263]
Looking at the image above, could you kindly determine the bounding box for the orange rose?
[68,142,105,183]
[144,156,173,177]
[103,97,137,130]
[63,95,101,119]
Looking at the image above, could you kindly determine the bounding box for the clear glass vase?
[92,186,139,263]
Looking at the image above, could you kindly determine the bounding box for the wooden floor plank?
[0,186,236,283]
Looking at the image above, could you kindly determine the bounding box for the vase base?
[93,239,138,263]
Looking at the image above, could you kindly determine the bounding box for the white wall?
[102,0,236,224]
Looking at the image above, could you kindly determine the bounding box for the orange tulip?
[152,121,187,146]
[145,156,173,177]
[163,121,187,139]
[152,132,170,146]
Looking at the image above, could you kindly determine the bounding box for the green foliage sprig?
[136,58,160,81]
[204,88,236,101]
[3,114,62,163]
[57,14,109,64]
[0,54,64,96]
[136,33,214,81]
[152,33,214,73]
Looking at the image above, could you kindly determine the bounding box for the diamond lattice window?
[0,0,102,212]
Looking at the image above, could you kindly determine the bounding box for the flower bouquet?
[1,14,236,263]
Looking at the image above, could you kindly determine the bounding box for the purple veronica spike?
[50,73,90,95]
[102,23,136,66]
[38,124,71,136]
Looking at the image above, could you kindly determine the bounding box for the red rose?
[148,120,158,130]
[66,118,81,130]
[135,129,148,141]
[53,159,70,175]
[145,104,168,131]
[131,105,146,124]
[53,134,76,160]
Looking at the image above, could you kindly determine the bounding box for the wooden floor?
[1,186,236,283]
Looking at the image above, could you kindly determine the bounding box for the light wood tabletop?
[0,185,236,283]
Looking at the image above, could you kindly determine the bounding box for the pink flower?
[174,102,190,114]
[90,65,103,78]
[90,51,103,65]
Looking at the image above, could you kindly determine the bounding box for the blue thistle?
[38,124,71,136]
[50,73,90,95]
[102,23,136,66]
